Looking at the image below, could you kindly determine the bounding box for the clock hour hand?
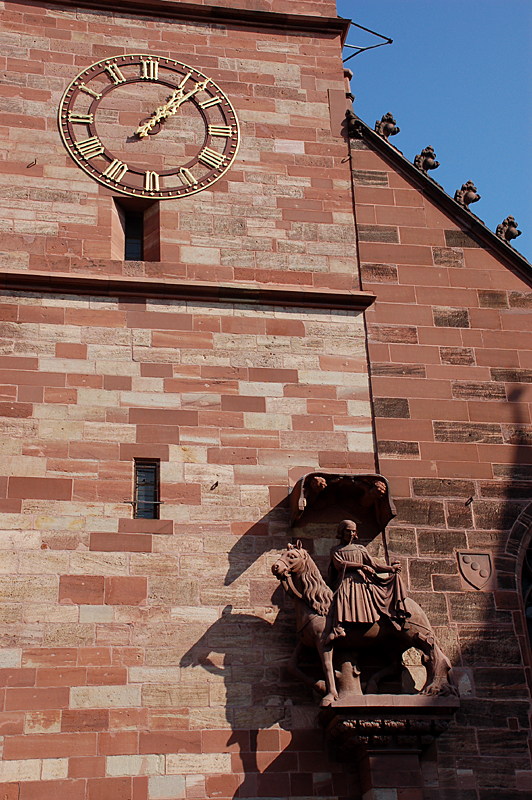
[135,79,209,138]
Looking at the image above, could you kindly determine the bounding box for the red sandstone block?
[0,356,38,370]
[69,756,106,778]
[65,308,126,328]
[55,343,87,359]
[118,519,172,535]
[266,319,305,336]
[67,374,103,389]
[196,412,243,430]
[0,783,19,800]
[206,774,241,797]
[0,712,24,735]
[374,205,426,226]
[140,363,173,377]
[207,447,257,465]
[98,731,139,756]
[35,668,86,687]
[133,776,148,800]
[161,483,201,504]
[139,731,201,754]
[220,317,266,334]
[284,383,336,399]
[135,424,180,444]
[87,667,127,686]
[5,687,69,711]
[221,395,265,412]
[152,330,214,349]
[59,575,104,605]
[355,186,394,205]
[19,779,85,800]
[307,399,348,414]
[292,415,333,431]
[8,476,71,501]
[420,442,479,462]
[0,401,33,418]
[22,649,77,668]
[164,377,238,394]
[202,729,250,753]
[4,731,97,759]
[119,444,169,462]
[129,408,198,426]
[103,375,132,390]
[372,377,452,399]
[104,577,147,606]
[17,307,65,326]
[126,311,192,330]
[44,387,78,404]
[0,369,65,387]
[90,532,152,553]
[77,648,112,667]
[88,777,134,800]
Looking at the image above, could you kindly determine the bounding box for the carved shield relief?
[457,551,494,591]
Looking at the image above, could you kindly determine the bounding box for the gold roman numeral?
[75,136,104,159]
[140,59,158,80]
[105,63,126,85]
[144,171,160,191]
[199,95,222,109]
[102,159,128,182]
[178,167,197,187]
[68,112,94,124]
[208,124,232,138]
[77,82,102,100]
[198,147,225,169]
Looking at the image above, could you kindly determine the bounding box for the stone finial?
[454,180,480,209]
[496,216,522,244]
[414,146,440,173]
[375,112,400,140]
[346,109,363,138]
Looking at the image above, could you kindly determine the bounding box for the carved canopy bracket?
[289,472,395,539]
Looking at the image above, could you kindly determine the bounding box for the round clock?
[58,54,240,199]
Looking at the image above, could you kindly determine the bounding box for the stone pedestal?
[318,695,459,800]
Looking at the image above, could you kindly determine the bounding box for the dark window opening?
[124,213,144,261]
[134,460,160,519]
[523,544,532,648]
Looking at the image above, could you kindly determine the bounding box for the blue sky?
[336,1,532,263]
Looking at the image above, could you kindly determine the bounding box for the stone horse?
[272,542,458,706]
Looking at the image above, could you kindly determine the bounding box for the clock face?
[58,54,240,199]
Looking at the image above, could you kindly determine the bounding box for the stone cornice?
[0,270,375,312]
[351,115,532,282]
[26,0,350,41]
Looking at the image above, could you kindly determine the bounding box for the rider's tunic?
[330,543,408,628]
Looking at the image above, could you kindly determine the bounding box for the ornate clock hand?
[136,79,210,138]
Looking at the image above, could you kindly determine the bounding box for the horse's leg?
[316,642,338,707]
[336,651,362,697]
[287,641,326,696]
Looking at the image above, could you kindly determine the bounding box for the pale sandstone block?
[347,400,373,416]
[264,397,306,414]
[83,423,136,442]
[184,774,205,800]
[2,456,46,478]
[34,515,84,531]
[24,605,78,624]
[233,707,287,729]
[170,607,219,624]
[41,758,68,781]
[19,551,68,574]
[44,624,94,648]
[130,377,165,393]
[148,775,186,800]
[106,754,165,777]
[212,333,256,351]
[180,393,221,409]
[180,246,220,265]
[80,605,114,623]
[141,684,209,708]
[347,431,375,452]
[179,429,220,446]
[0,759,41,782]
[130,554,179,576]
[189,506,261,524]
[0,419,38,439]
[189,707,230,730]
[0,440,22,455]
[166,753,231,775]
[77,388,120,406]
[39,420,83,440]
[183,464,234,484]
[243,413,291,430]
[71,685,141,708]
[121,392,183,409]
[209,682,251,707]
[69,552,128,575]
[40,358,95,374]
[0,552,17,574]
[0,648,21,668]
[0,576,57,603]
[24,709,61,734]
[237,381,283,397]
[159,462,185,483]
[128,667,181,684]
[146,300,187,314]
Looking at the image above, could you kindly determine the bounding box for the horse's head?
[271,541,307,580]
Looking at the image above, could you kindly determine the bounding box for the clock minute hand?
[136,79,210,138]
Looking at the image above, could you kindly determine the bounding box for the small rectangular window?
[134,460,160,519]
[124,213,144,260]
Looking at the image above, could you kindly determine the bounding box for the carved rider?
[327,519,409,644]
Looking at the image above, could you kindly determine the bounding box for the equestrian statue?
[271,520,458,707]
